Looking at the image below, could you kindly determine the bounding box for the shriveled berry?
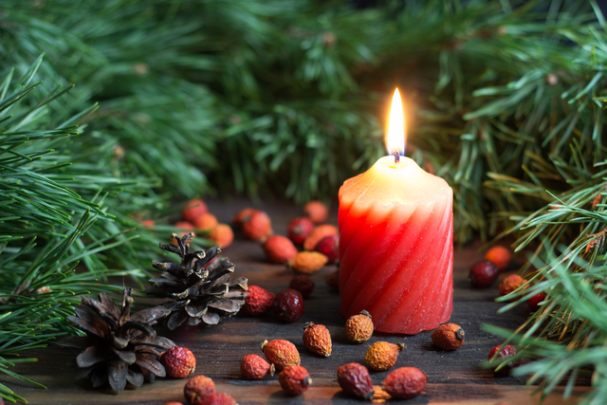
[431,323,465,351]
[199,393,237,405]
[469,260,499,288]
[364,341,406,371]
[314,235,338,263]
[184,375,215,405]
[337,363,374,400]
[382,367,427,399]
[326,270,339,291]
[287,217,315,245]
[289,275,315,298]
[488,344,520,374]
[288,251,328,274]
[242,285,274,316]
[241,354,274,380]
[183,198,208,223]
[161,346,196,379]
[528,292,546,312]
[263,235,298,263]
[194,213,218,231]
[279,365,312,396]
[304,201,328,224]
[241,210,272,241]
[303,224,337,251]
[499,274,526,298]
[209,224,234,248]
[485,246,512,271]
[303,322,332,357]
[272,289,304,323]
[232,208,256,229]
[260,339,301,370]
[345,310,373,344]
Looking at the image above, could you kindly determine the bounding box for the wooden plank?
[0,199,588,404]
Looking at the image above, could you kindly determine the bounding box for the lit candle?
[338,89,453,335]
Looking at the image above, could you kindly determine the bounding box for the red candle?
[338,90,453,335]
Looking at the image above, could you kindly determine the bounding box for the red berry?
[241,354,274,380]
[241,210,272,241]
[260,339,301,371]
[488,344,520,374]
[304,201,328,224]
[141,219,155,229]
[278,365,312,396]
[288,217,315,245]
[272,289,305,323]
[183,198,208,223]
[161,346,196,379]
[485,246,512,271]
[184,375,215,405]
[263,235,298,263]
[289,275,315,298]
[242,285,275,316]
[382,367,427,399]
[337,363,373,400]
[164,402,183,405]
[469,260,499,288]
[314,235,338,263]
[199,393,237,405]
[528,292,546,312]
[233,208,256,229]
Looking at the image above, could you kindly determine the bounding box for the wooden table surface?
[1,199,587,405]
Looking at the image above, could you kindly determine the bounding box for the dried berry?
[289,275,315,298]
[164,402,183,405]
[314,235,338,263]
[337,363,374,400]
[242,285,275,316]
[326,270,339,291]
[279,365,312,396]
[194,213,218,231]
[382,367,427,399]
[304,201,328,224]
[161,346,196,379]
[288,217,315,245]
[303,322,332,357]
[431,323,465,351]
[232,208,256,229]
[261,339,301,370]
[241,210,273,241]
[288,251,328,274]
[488,344,520,374]
[209,224,234,248]
[469,260,499,288]
[485,246,512,271]
[184,375,215,405]
[364,341,406,371]
[241,354,275,380]
[199,393,237,405]
[183,198,208,223]
[499,274,526,298]
[263,235,298,263]
[303,224,338,251]
[528,292,546,312]
[272,289,305,323]
[141,219,155,229]
[345,310,374,344]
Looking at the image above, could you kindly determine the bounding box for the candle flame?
[386,88,405,158]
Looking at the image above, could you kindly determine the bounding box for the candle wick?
[393,152,401,164]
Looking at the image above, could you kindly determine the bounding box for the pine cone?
[146,233,248,330]
[58,288,174,393]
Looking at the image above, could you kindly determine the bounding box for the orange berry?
[208,224,233,247]
[263,235,298,263]
[194,213,218,231]
[303,224,337,251]
[499,274,526,298]
[279,365,312,396]
[345,310,374,344]
[242,211,272,241]
[304,201,328,223]
[241,354,274,380]
[364,341,405,371]
[303,322,332,357]
[182,198,207,223]
[485,246,512,271]
[141,219,155,229]
[288,251,328,274]
[431,323,465,351]
[184,375,215,405]
[260,339,300,371]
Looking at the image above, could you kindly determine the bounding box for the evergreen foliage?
[1,0,607,403]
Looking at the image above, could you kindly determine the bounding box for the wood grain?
[0,199,587,404]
